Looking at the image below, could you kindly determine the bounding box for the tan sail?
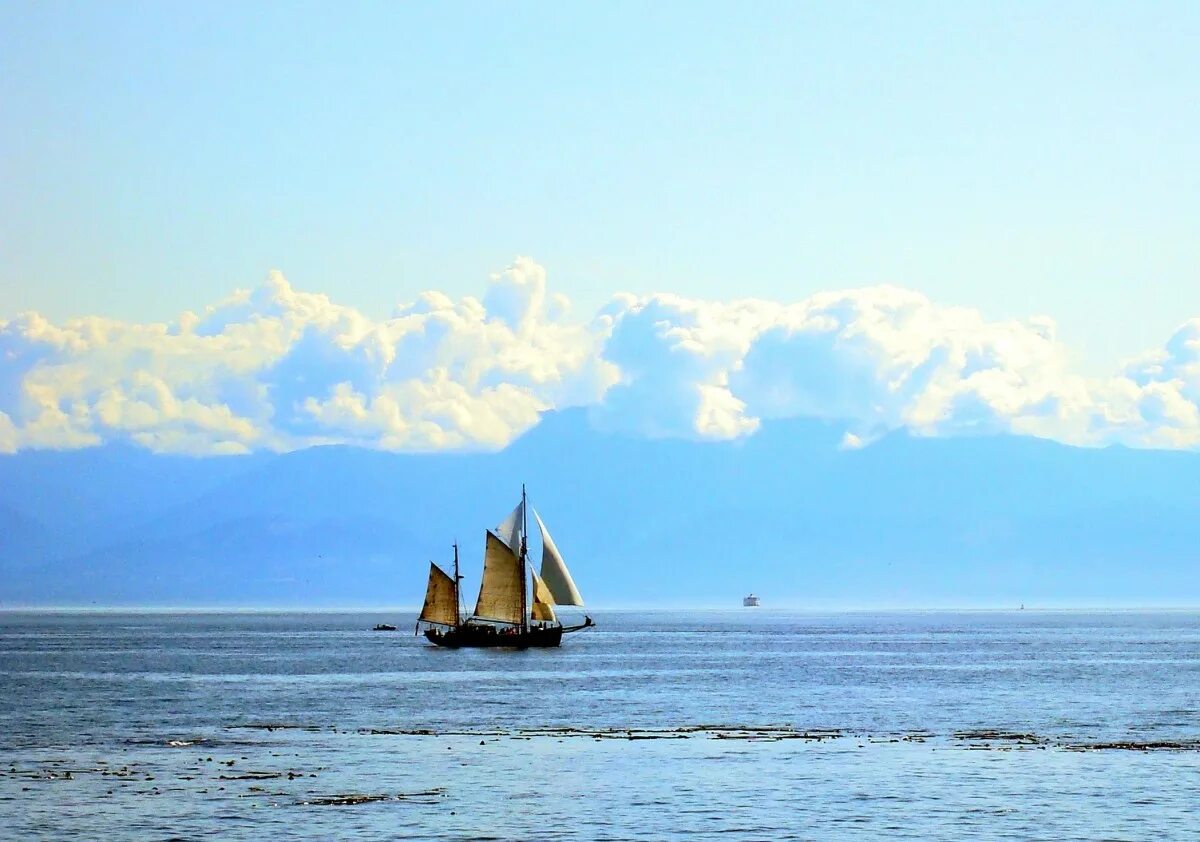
[530,569,557,623]
[472,531,523,624]
[419,562,459,627]
[534,510,584,606]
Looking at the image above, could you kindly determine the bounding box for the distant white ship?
[742,594,760,607]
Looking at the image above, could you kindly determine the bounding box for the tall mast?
[520,484,528,633]
[452,541,461,630]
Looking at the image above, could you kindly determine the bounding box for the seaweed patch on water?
[952,730,1048,746]
[225,723,848,741]
[366,725,1200,751]
[707,726,842,742]
[7,725,1200,806]
[1062,740,1200,752]
[300,788,447,807]
[218,771,284,780]
[228,722,327,733]
[125,736,265,750]
[284,724,847,742]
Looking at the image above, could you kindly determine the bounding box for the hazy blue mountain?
[0,444,269,558]
[2,409,1199,607]
[0,504,50,568]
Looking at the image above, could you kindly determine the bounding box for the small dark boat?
[416,486,594,649]
[372,623,397,632]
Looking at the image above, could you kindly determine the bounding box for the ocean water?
[1,610,1198,840]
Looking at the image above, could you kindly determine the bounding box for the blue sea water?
[1,610,1198,839]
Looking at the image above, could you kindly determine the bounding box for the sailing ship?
[416,486,594,648]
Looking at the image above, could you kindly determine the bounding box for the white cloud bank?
[2,258,1199,455]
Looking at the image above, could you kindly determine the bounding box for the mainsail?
[418,562,459,627]
[472,531,524,624]
[496,500,526,555]
[530,569,557,623]
[533,510,584,606]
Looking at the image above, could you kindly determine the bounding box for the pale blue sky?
[2,1,1198,371]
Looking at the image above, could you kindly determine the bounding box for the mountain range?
[2,409,1198,608]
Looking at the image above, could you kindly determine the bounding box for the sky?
[4,4,1199,354]
[2,2,1200,456]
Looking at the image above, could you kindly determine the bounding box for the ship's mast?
[452,541,462,630]
[520,484,528,634]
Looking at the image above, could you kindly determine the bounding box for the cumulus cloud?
[594,286,1200,450]
[1,258,1198,454]
[0,258,617,454]
[587,294,771,439]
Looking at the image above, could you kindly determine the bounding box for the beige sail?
[533,510,584,606]
[418,563,459,627]
[530,569,557,623]
[496,500,525,555]
[472,531,523,624]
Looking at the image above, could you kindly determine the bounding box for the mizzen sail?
[472,531,524,624]
[534,510,584,606]
[419,562,459,627]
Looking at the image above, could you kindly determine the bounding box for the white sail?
[418,562,459,627]
[472,531,524,624]
[533,510,584,606]
[496,500,526,555]
[530,569,557,623]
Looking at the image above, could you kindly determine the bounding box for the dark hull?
[425,624,564,648]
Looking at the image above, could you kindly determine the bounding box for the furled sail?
[419,563,459,627]
[533,510,584,606]
[496,500,526,555]
[472,531,524,624]
[530,569,557,623]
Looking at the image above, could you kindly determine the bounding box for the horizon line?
[3,603,1200,614]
